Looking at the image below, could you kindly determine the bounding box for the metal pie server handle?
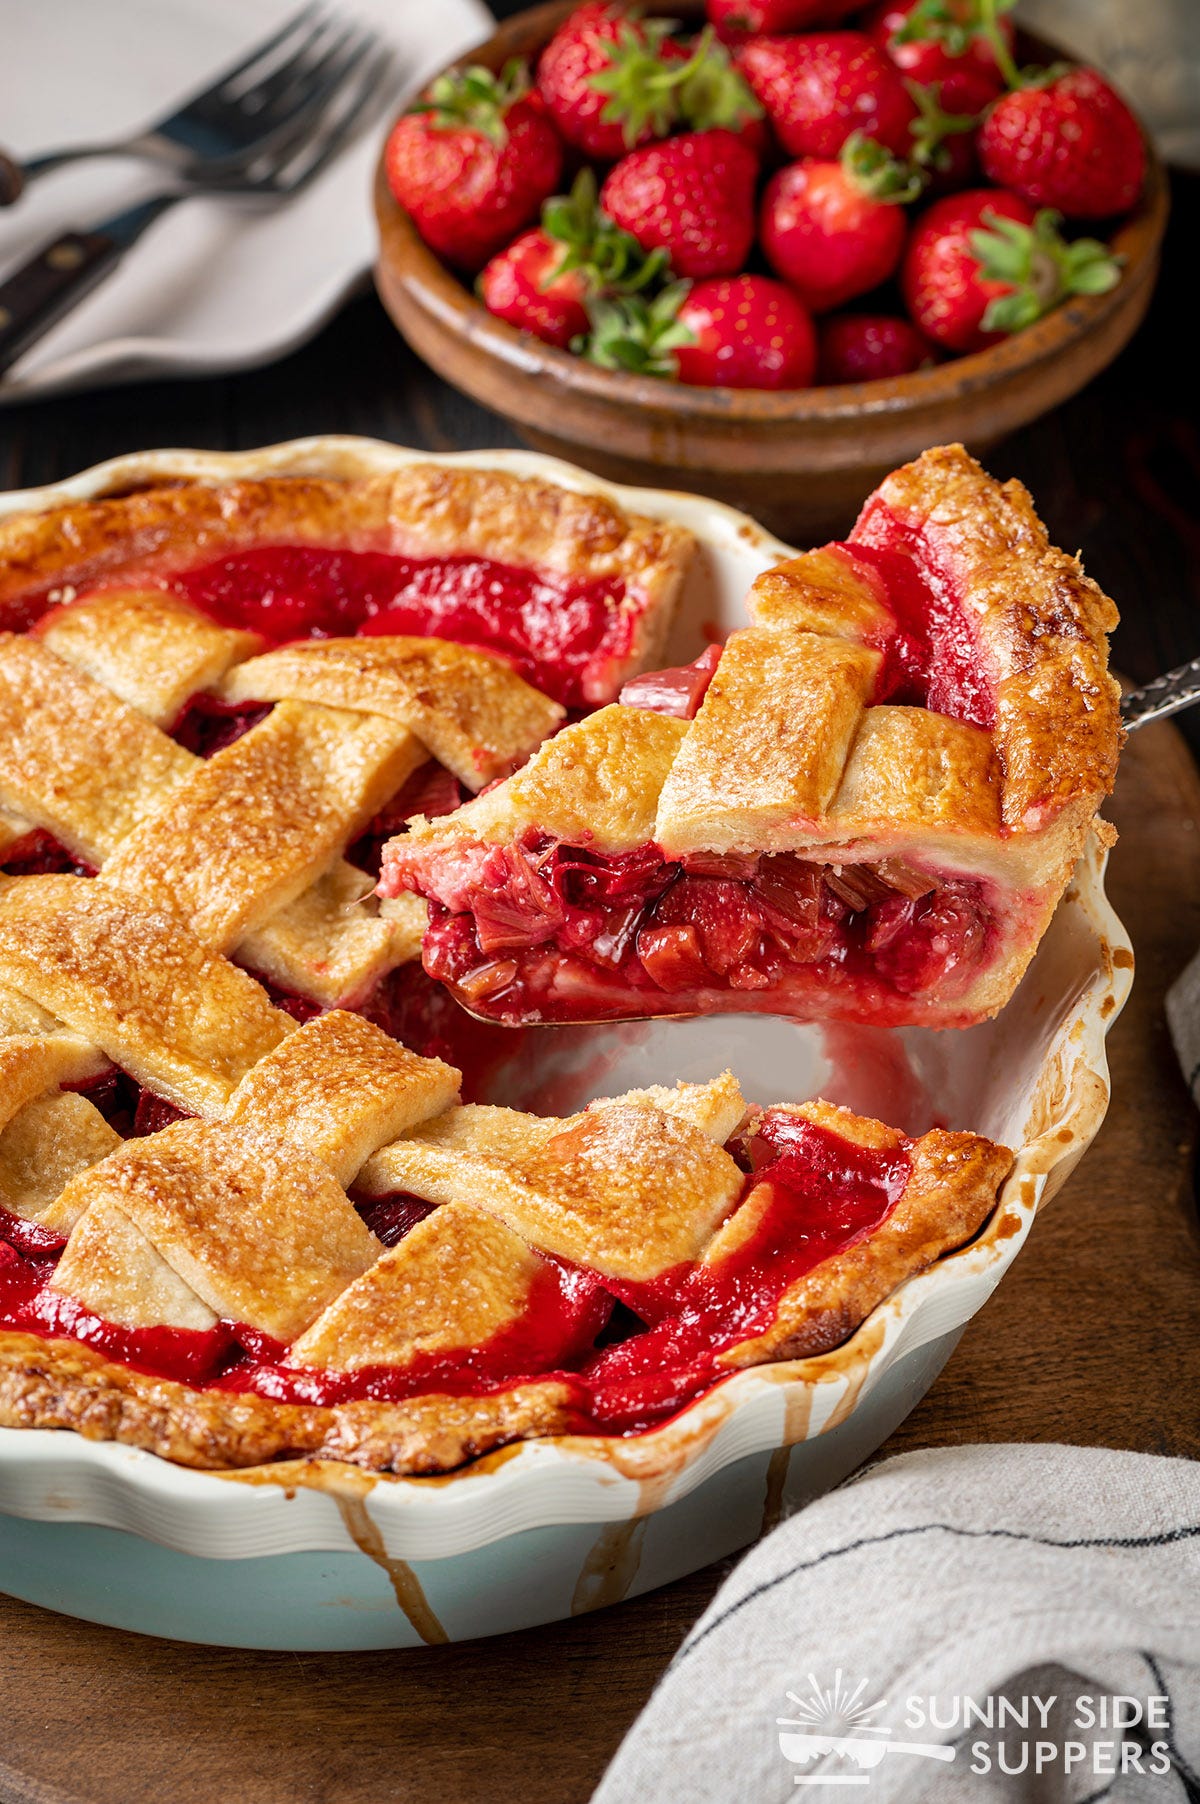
[1121,655,1200,732]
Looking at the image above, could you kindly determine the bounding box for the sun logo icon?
[777,1671,955,1786]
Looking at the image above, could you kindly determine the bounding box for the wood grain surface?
[0,30,1197,1793]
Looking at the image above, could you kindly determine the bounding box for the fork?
[0,5,361,204]
[1121,656,1200,731]
[0,30,395,379]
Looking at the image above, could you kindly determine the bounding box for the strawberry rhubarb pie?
[0,444,1115,1475]
[384,446,1121,1030]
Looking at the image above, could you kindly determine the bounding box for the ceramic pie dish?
[0,436,1131,1649]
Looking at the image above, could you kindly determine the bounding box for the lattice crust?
[0,1045,1013,1473]
[0,877,294,1116]
[391,447,1121,1026]
[219,639,565,789]
[0,466,695,701]
[0,605,563,1006]
[358,1095,745,1282]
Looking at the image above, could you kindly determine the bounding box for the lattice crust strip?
[0,606,564,1006]
[6,1006,1010,1404]
[393,446,1121,889]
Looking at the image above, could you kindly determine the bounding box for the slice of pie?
[0,993,1013,1473]
[382,446,1122,1029]
[0,462,694,708]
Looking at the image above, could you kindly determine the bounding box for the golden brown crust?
[853,444,1122,834]
[0,1332,583,1474]
[0,467,694,699]
[720,1121,1014,1367]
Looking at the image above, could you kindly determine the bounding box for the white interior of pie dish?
[0,438,1132,1649]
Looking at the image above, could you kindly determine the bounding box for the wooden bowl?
[373,0,1169,539]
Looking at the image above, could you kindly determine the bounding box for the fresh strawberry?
[760,135,917,314]
[707,0,861,38]
[385,62,563,272]
[979,67,1146,219]
[600,129,758,279]
[587,275,817,389]
[479,170,667,348]
[906,76,986,192]
[738,33,917,161]
[479,231,591,349]
[864,0,1015,110]
[902,188,1123,353]
[537,4,683,159]
[536,5,760,161]
[818,312,935,381]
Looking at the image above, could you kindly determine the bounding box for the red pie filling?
[0,1112,913,1437]
[390,832,996,1027]
[12,545,640,710]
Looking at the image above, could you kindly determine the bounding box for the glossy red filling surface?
[396,832,994,1027]
[845,507,996,730]
[162,545,634,708]
[0,1110,910,1434]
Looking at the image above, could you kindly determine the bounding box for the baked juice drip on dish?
[383,447,1123,1030]
[0,1001,1013,1472]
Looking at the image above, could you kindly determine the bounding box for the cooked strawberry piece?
[635,921,710,990]
[652,876,762,976]
[619,643,722,717]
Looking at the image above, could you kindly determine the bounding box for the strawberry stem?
[583,282,697,377]
[970,207,1123,334]
[905,80,980,173]
[541,169,670,296]
[411,58,530,146]
[843,130,924,204]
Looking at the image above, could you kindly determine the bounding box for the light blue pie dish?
[0,439,1132,1648]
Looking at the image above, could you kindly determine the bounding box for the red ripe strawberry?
[818,312,934,381]
[675,277,818,388]
[760,135,917,314]
[385,62,563,272]
[864,0,1015,110]
[536,5,761,162]
[587,275,817,388]
[537,4,685,160]
[737,33,917,161]
[479,230,590,349]
[707,0,861,38]
[600,129,758,279]
[479,170,668,349]
[902,187,1123,353]
[979,67,1146,219]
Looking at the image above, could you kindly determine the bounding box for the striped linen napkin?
[594,1443,1200,1802]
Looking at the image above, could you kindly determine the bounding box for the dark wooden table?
[1,25,1198,1796]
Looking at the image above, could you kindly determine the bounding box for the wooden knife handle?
[0,150,24,206]
[0,228,121,377]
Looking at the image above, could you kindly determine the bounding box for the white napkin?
[1166,957,1200,1103]
[0,0,493,399]
[595,1444,1200,1803]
